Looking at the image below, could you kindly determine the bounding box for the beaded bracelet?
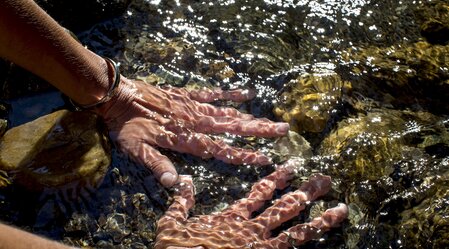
[70,56,121,110]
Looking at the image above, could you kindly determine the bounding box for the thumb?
[140,143,178,188]
[124,140,179,188]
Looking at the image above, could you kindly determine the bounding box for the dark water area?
[1,0,449,248]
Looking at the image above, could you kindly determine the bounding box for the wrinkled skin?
[96,78,290,187]
[154,159,349,249]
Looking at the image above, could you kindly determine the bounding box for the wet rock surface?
[314,108,449,248]
[0,110,111,189]
[272,131,313,163]
[339,41,449,113]
[274,73,352,134]
[415,1,449,45]
[399,171,449,248]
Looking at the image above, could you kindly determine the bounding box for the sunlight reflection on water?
[2,0,448,248]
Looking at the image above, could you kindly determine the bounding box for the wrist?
[91,76,136,122]
[72,52,111,106]
[71,56,121,110]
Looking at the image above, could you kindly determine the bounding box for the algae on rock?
[415,1,449,45]
[0,110,111,189]
[340,41,449,113]
[399,170,449,248]
[274,72,351,133]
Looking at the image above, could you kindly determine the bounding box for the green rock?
[0,110,111,189]
[319,111,402,180]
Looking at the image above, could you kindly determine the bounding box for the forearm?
[0,223,75,249]
[0,0,109,106]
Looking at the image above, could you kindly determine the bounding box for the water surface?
[1,0,449,248]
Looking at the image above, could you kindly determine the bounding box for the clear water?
[1,0,449,248]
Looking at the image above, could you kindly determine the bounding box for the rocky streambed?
[1,0,449,248]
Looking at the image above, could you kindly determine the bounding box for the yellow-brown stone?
[0,110,111,189]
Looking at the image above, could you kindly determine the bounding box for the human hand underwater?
[154,159,348,249]
[95,77,290,187]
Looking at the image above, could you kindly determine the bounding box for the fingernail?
[275,123,290,135]
[160,172,177,188]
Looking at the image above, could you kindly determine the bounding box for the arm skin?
[0,1,105,247]
[0,223,75,249]
[0,0,110,107]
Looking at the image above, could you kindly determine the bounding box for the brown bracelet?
[70,56,121,111]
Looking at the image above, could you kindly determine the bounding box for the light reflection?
[145,0,161,5]
[98,0,449,245]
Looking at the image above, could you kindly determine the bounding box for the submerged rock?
[415,1,449,45]
[129,38,199,75]
[319,111,404,181]
[340,41,449,113]
[399,171,449,248]
[272,131,313,163]
[0,110,111,189]
[315,108,449,247]
[318,109,448,181]
[274,72,351,133]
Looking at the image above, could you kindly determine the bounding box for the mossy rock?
[273,73,351,133]
[0,110,111,189]
[415,1,449,45]
[399,173,449,248]
[319,110,408,181]
[319,109,449,181]
[340,41,449,113]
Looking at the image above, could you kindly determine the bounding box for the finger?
[195,115,290,138]
[167,247,205,249]
[267,203,348,248]
[253,174,332,231]
[139,143,179,187]
[221,164,295,218]
[160,86,256,120]
[155,176,196,249]
[160,175,196,223]
[166,87,257,103]
[155,129,272,165]
[117,129,179,187]
[196,103,255,120]
[141,85,289,137]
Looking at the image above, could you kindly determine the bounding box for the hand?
[95,77,290,187]
[154,159,348,249]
